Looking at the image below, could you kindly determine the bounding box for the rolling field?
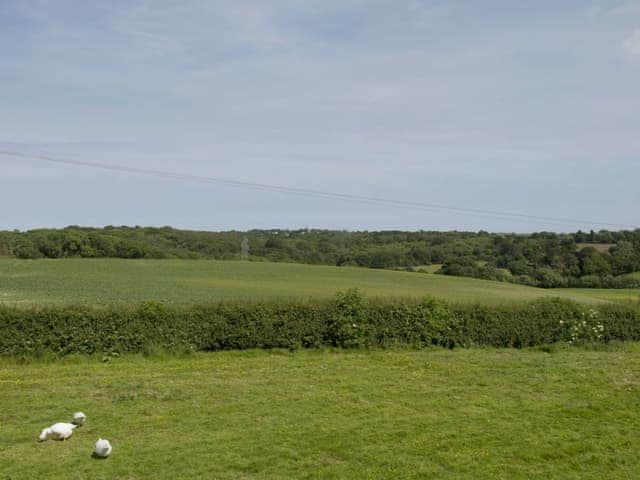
[621,272,640,281]
[557,288,640,303]
[2,260,639,478]
[1,258,638,308]
[1,346,639,479]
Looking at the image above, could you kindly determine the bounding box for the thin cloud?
[585,2,640,17]
[1,1,639,231]
[610,2,640,15]
[623,29,640,55]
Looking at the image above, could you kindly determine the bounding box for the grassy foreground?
[1,347,639,479]
[2,258,638,307]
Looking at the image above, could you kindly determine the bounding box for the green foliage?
[440,258,510,282]
[366,296,455,348]
[579,247,612,276]
[534,267,568,288]
[2,294,639,357]
[569,274,640,289]
[560,308,605,344]
[13,237,42,259]
[610,241,640,275]
[328,289,366,348]
[4,225,640,288]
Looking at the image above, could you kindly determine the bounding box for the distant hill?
[2,257,636,308]
[1,226,639,289]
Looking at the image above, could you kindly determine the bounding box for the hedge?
[1,291,639,357]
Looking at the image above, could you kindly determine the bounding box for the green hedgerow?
[1,294,640,357]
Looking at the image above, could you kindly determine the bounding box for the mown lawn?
[2,258,637,307]
[1,346,639,479]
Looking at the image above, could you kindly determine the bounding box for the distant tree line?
[1,226,640,289]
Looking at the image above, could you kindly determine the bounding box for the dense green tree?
[14,238,41,259]
[579,248,612,276]
[610,241,640,275]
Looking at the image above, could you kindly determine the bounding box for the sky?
[1,0,639,232]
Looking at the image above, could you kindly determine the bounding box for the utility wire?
[1,149,636,230]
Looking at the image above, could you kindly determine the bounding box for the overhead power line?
[0,149,636,230]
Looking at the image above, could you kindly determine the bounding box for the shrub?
[535,268,568,288]
[13,239,41,259]
[1,294,639,357]
[328,289,366,348]
[560,308,605,344]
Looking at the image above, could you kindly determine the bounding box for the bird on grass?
[93,438,112,458]
[38,412,86,442]
[72,412,86,426]
[38,423,77,442]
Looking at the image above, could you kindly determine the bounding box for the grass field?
[1,346,639,479]
[558,288,640,303]
[405,264,443,273]
[1,258,638,307]
[621,272,640,281]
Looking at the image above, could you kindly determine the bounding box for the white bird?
[38,423,77,442]
[72,412,86,426]
[94,438,112,458]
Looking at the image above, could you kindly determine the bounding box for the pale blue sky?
[1,1,639,232]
